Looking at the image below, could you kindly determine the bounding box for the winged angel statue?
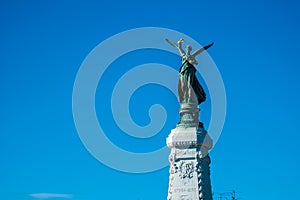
[166,38,213,105]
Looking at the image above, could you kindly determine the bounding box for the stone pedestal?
[167,104,213,200]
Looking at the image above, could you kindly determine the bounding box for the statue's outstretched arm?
[165,39,177,48]
[166,38,186,56]
[192,42,214,57]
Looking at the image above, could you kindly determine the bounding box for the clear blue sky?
[1,0,300,200]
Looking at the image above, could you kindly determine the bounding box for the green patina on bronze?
[178,60,206,105]
[166,38,213,128]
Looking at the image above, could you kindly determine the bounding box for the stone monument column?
[166,104,213,200]
[165,38,214,200]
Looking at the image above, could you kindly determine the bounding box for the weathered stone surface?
[167,127,213,200]
[167,127,212,150]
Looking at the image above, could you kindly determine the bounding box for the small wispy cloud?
[29,193,73,199]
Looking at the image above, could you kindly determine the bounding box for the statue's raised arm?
[165,38,177,48]
[166,38,186,56]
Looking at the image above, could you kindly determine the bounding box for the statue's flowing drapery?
[178,60,206,105]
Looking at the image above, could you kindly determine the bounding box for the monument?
[166,38,214,200]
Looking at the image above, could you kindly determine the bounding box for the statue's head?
[186,45,192,54]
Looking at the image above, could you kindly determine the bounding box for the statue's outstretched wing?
[165,39,178,48]
[192,42,214,57]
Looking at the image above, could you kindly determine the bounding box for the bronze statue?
[166,38,213,105]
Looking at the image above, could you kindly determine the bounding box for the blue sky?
[1,0,300,199]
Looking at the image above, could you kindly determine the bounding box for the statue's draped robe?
[178,60,206,105]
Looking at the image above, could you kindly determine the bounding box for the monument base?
[166,127,213,200]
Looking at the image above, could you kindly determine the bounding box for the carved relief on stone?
[174,161,195,180]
